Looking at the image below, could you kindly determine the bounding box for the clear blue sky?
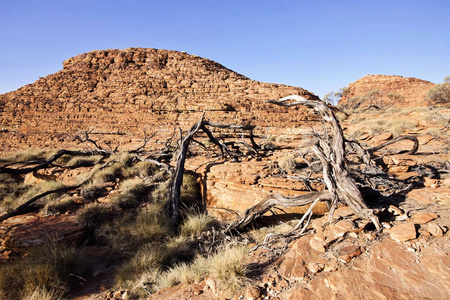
[1,0,449,99]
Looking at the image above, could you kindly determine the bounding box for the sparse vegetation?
[77,202,115,230]
[112,178,151,209]
[324,86,348,106]
[157,245,249,296]
[0,243,91,300]
[387,92,405,103]
[0,148,58,163]
[268,135,287,143]
[278,154,296,172]
[1,94,448,300]
[65,155,103,167]
[426,82,450,104]
[41,195,75,216]
[180,213,218,237]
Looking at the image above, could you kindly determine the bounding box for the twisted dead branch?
[0,149,110,175]
[367,135,419,155]
[228,95,382,238]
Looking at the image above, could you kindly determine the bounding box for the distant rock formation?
[339,74,435,108]
[0,48,318,153]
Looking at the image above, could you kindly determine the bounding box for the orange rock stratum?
[0,48,318,154]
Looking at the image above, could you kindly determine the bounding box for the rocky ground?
[1,105,449,299]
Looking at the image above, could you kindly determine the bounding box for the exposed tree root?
[227,191,331,231]
[367,135,419,155]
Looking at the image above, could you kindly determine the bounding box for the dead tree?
[166,116,262,222]
[229,95,382,237]
[167,114,205,222]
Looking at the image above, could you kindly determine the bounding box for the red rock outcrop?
[339,74,435,108]
[0,48,318,154]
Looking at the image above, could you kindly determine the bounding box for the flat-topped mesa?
[339,74,435,108]
[0,48,319,153]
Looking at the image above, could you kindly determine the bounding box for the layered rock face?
[339,74,435,108]
[0,48,318,154]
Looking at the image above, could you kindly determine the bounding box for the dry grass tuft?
[278,154,296,172]
[0,243,90,300]
[158,245,248,296]
[0,148,58,163]
[180,213,218,237]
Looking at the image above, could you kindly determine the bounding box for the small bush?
[3,180,65,211]
[179,173,202,210]
[181,174,200,199]
[426,82,450,104]
[0,243,91,299]
[65,155,102,167]
[387,93,405,103]
[80,184,108,201]
[128,206,170,242]
[97,204,170,254]
[0,174,27,208]
[158,245,248,296]
[268,135,287,143]
[278,154,296,172]
[115,244,165,289]
[123,160,158,178]
[388,119,418,136]
[91,164,122,184]
[41,195,75,216]
[112,178,150,209]
[21,288,63,300]
[152,181,169,203]
[164,236,194,265]
[180,214,218,237]
[77,203,115,229]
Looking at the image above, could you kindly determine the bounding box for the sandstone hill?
[0,48,318,154]
[339,74,435,108]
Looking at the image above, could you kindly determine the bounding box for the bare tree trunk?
[166,114,205,222]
